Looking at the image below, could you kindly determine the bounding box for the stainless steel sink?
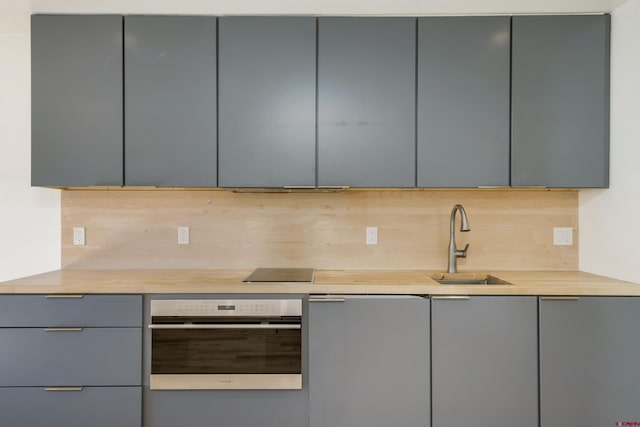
[431,273,513,286]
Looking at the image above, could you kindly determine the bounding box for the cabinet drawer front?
[0,295,142,327]
[0,328,141,386]
[0,386,141,427]
[144,389,306,427]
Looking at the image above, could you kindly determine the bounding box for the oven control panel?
[151,299,302,317]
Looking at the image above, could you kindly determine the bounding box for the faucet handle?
[456,243,470,258]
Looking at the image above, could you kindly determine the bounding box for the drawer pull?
[309,297,346,303]
[45,295,84,299]
[149,324,300,330]
[44,327,84,332]
[540,297,580,301]
[44,387,83,392]
[432,296,470,300]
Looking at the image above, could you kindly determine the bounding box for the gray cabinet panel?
[309,296,430,427]
[31,15,123,187]
[540,297,640,426]
[432,297,538,427]
[0,295,142,327]
[512,15,610,187]
[0,328,141,386]
[125,16,217,187]
[143,389,306,427]
[418,17,510,187]
[218,17,316,187]
[318,18,416,187]
[0,386,141,427]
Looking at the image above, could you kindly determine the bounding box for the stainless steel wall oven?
[149,299,302,390]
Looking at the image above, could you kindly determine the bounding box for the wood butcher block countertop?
[0,269,639,296]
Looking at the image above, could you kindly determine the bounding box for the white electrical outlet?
[553,227,573,246]
[178,226,190,245]
[73,227,85,246]
[366,227,378,245]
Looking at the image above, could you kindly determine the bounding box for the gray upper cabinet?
[431,296,538,427]
[318,18,416,187]
[31,15,123,187]
[512,15,610,187]
[309,296,429,427]
[218,17,316,187]
[417,17,511,187]
[125,16,217,187]
[540,297,640,427]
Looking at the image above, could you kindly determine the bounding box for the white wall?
[0,0,60,282]
[580,0,640,283]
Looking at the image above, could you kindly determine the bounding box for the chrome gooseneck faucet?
[448,204,471,273]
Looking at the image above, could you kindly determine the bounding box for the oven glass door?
[150,316,302,390]
[151,325,301,374]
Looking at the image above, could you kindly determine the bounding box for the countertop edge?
[0,269,639,296]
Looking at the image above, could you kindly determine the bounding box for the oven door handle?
[148,324,301,330]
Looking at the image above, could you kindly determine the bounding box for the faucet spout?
[448,204,471,274]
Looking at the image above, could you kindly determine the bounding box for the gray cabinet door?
[418,17,510,187]
[318,18,416,187]
[512,15,610,188]
[125,16,217,187]
[0,386,141,427]
[31,15,123,187]
[0,295,142,327]
[431,296,538,427]
[309,296,430,427]
[0,328,141,386]
[540,297,640,427]
[218,17,316,187]
[143,389,306,427]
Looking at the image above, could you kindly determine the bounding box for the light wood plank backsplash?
[62,189,578,270]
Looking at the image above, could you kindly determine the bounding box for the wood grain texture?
[151,329,301,374]
[149,374,303,390]
[0,269,639,295]
[60,189,578,271]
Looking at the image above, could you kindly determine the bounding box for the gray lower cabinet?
[417,17,510,187]
[218,17,316,187]
[31,15,123,187]
[431,296,538,427]
[124,16,217,187]
[539,297,640,427]
[317,18,416,187]
[0,328,141,386]
[308,296,430,427]
[144,390,306,427]
[511,15,610,188]
[0,294,142,327]
[0,387,141,427]
[0,294,143,427]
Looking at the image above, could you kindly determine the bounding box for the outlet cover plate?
[553,227,573,246]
